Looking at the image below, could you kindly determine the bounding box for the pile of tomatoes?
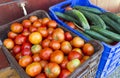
[3,15,94,78]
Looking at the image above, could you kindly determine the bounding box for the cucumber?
[73,6,102,14]
[84,29,113,43]
[66,9,90,29]
[100,14,120,34]
[103,12,120,24]
[79,10,106,29]
[91,26,120,41]
[55,12,79,24]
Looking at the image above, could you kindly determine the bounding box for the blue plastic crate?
[49,0,120,78]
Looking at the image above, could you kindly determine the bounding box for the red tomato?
[44,62,61,78]
[49,40,60,50]
[60,57,69,69]
[42,17,50,25]
[3,38,14,49]
[59,69,71,78]
[40,48,53,60]
[32,54,41,62]
[47,35,53,40]
[7,31,17,39]
[47,27,54,35]
[35,73,46,78]
[33,21,42,27]
[19,55,33,67]
[53,28,64,34]
[15,35,27,45]
[66,22,76,29]
[15,53,23,61]
[22,31,30,36]
[37,27,48,38]
[29,26,37,32]
[72,48,83,55]
[39,60,48,68]
[13,45,21,54]
[50,50,64,64]
[41,39,50,48]
[10,22,23,33]
[21,42,32,50]
[21,48,32,56]
[64,32,72,41]
[31,44,42,54]
[22,19,32,28]
[82,43,94,56]
[61,41,72,54]
[29,16,38,23]
[47,20,57,28]
[68,51,83,61]
[26,62,42,77]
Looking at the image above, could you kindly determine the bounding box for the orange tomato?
[29,32,42,44]
[22,19,32,28]
[26,62,42,77]
[47,20,57,28]
[29,16,38,23]
[3,38,14,49]
[42,17,50,25]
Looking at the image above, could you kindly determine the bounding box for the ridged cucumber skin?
[100,14,120,34]
[103,12,120,24]
[69,9,90,29]
[55,12,79,24]
[73,6,102,14]
[84,29,113,43]
[91,27,120,41]
[80,10,106,29]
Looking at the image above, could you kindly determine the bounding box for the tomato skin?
[29,16,38,23]
[37,27,48,38]
[31,44,42,54]
[35,73,47,78]
[64,32,72,41]
[67,22,76,29]
[15,53,23,61]
[50,50,64,64]
[13,45,21,54]
[41,39,50,48]
[44,62,61,78]
[72,48,83,55]
[10,22,23,33]
[82,43,94,56]
[19,55,33,67]
[65,6,73,11]
[8,31,17,39]
[49,40,60,50]
[21,42,32,50]
[29,26,37,32]
[59,69,71,78]
[21,48,32,56]
[32,54,41,62]
[22,19,31,28]
[3,38,14,49]
[42,17,50,25]
[47,27,54,35]
[26,62,42,77]
[39,60,48,68]
[47,20,57,28]
[60,57,69,69]
[40,48,53,60]
[53,28,64,34]
[33,21,42,27]
[15,35,27,45]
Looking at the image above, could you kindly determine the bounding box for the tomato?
[32,54,41,62]
[40,48,53,60]
[67,59,80,72]
[82,43,94,56]
[3,38,14,49]
[22,31,30,36]
[59,69,71,78]
[72,48,83,55]
[31,44,42,54]
[47,35,53,40]
[39,60,48,68]
[22,19,32,28]
[37,27,48,38]
[41,39,50,48]
[13,45,21,54]
[44,62,61,78]
[10,22,23,33]
[21,42,32,50]
[52,31,65,43]
[49,40,60,50]
[82,56,90,61]
[50,50,64,64]
[29,26,37,32]
[15,53,23,61]
[47,27,54,35]
[64,32,72,41]
[61,41,72,54]
[42,17,50,25]
[60,57,69,69]
[19,55,32,67]
[66,22,76,29]
[29,16,38,23]
[7,31,17,39]
[29,32,42,44]
[38,19,42,23]
[26,62,42,77]
[68,51,83,61]
[53,28,64,34]
[35,73,46,78]
[47,20,57,28]
[65,6,73,11]
[71,36,84,48]
[21,48,32,56]
[33,21,42,27]
[15,35,27,45]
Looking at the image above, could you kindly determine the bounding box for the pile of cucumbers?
[55,6,120,44]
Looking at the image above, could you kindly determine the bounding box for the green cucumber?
[73,6,102,14]
[100,14,120,34]
[84,29,113,43]
[91,26,120,41]
[79,10,106,29]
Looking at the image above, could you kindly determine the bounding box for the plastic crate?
[0,10,103,78]
[49,0,120,78]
